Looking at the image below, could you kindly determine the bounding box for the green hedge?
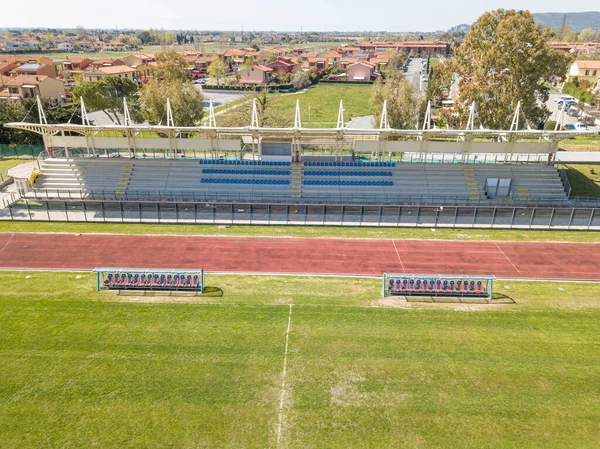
[203,84,294,92]
[318,79,375,85]
[0,144,44,158]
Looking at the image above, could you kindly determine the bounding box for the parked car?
[581,115,597,126]
[567,106,579,117]
[563,124,576,131]
[554,95,576,103]
[574,122,589,131]
[557,99,576,110]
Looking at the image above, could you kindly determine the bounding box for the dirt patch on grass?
[369,297,513,310]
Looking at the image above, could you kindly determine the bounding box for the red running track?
[0,233,599,280]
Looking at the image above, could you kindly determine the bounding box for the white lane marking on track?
[392,240,406,272]
[0,233,14,255]
[494,242,521,273]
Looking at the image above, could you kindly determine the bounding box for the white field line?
[494,242,521,273]
[276,303,293,447]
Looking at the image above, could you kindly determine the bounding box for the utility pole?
[558,14,567,40]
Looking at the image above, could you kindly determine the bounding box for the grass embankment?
[0,159,29,179]
[564,164,600,197]
[1,221,600,243]
[559,136,600,152]
[0,272,599,448]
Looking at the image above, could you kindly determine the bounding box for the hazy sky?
[1,0,598,31]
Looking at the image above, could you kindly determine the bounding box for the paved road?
[199,89,248,108]
[404,57,423,91]
[347,115,375,129]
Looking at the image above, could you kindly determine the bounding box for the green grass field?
[271,84,373,127]
[2,221,600,243]
[1,272,599,448]
[216,84,373,128]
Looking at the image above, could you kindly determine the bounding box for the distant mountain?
[532,12,600,32]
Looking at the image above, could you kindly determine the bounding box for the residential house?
[339,57,359,71]
[357,41,450,56]
[567,60,600,84]
[9,63,57,79]
[83,66,137,82]
[0,75,12,90]
[549,42,600,55]
[57,42,74,51]
[239,64,272,85]
[308,57,328,71]
[268,57,299,76]
[324,50,343,69]
[0,56,20,76]
[0,75,65,101]
[338,46,361,57]
[96,41,128,52]
[63,57,93,72]
[368,56,389,74]
[89,58,125,70]
[347,61,376,81]
[122,54,156,81]
[194,56,218,71]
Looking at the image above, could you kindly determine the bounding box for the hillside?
[533,12,600,32]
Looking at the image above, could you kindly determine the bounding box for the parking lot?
[196,88,248,108]
[545,92,598,131]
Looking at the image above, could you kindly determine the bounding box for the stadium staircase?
[291,164,303,199]
[462,165,483,201]
[115,161,134,195]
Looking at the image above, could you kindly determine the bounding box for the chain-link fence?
[0,144,45,158]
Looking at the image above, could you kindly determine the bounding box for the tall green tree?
[442,9,572,129]
[370,68,424,129]
[150,51,190,83]
[141,51,204,126]
[72,76,139,125]
[207,59,226,85]
[0,100,85,145]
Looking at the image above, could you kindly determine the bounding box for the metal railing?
[21,188,600,208]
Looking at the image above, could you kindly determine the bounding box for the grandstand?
[31,156,569,204]
[4,97,596,227]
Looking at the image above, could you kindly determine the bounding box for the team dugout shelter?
[94,268,205,292]
[383,274,495,300]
